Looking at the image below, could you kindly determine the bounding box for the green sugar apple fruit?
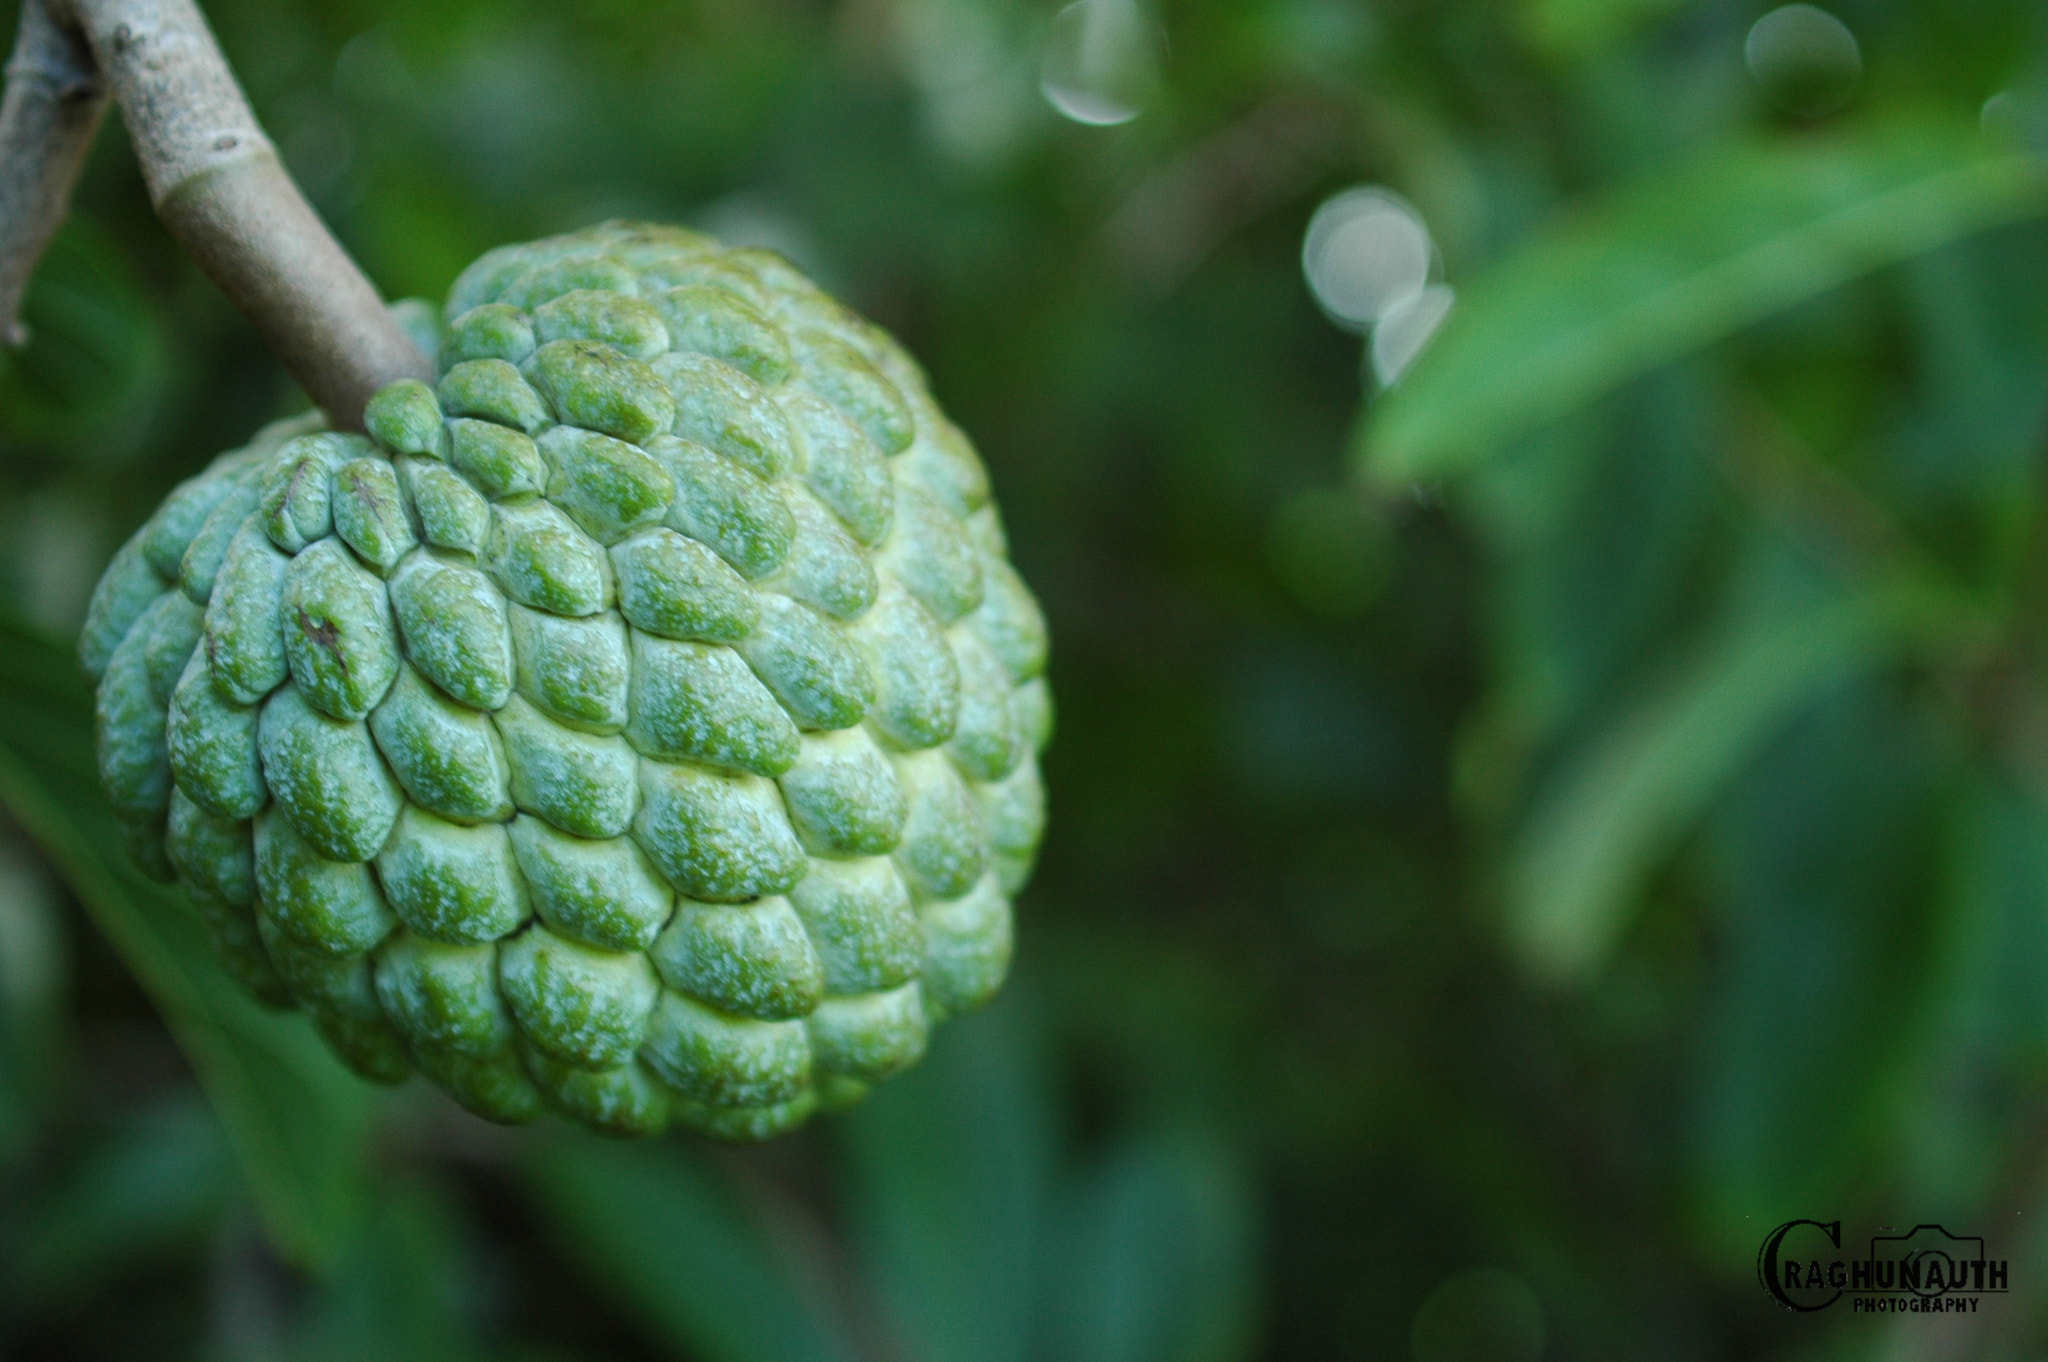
[78,221,1050,1139]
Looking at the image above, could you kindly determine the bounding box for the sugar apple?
[78,222,1050,1139]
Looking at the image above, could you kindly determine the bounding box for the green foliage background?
[3,0,2048,1356]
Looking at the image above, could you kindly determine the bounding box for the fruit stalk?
[0,0,430,428]
[0,0,107,346]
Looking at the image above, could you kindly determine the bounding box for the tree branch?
[0,0,108,347]
[1,0,432,429]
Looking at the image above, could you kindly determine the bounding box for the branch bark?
[0,0,431,429]
[0,0,107,346]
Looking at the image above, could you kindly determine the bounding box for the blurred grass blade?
[1506,577,1983,982]
[1042,1127,1261,1362]
[0,614,373,1268]
[837,994,1055,1362]
[521,1134,860,1362]
[1358,116,2048,484]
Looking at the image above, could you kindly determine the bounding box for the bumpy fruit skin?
[81,222,1050,1138]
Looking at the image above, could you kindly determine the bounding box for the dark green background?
[3,0,2048,1356]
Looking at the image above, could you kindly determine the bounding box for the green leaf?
[1357,117,2048,484]
[1504,575,1985,982]
[519,1133,859,1362]
[10,1093,236,1301]
[0,216,170,457]
[0,614,374,1269]
[836,993,1055,1362]
[1040,1127,1261,1362]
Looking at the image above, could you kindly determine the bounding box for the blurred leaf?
[0,217,169,457]
[1040,1127,1261,1362]
[1358,117,2048,483]
[520,1134,859,1362]
[837,994,1054,1362]
[290,1178,489,1362]
[8,1093,235,1300]
[1505,575,1985,982]
[0,614,373,1269]
[1518,0,1691,59]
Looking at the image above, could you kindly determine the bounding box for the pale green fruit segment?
[142,467,242,580]
[281,539,401,720]
[487,500,613,617]
[624,633,797,777]
[672,1090,816,1142]
[883,483,984,625]
[981,757,1047,895]
[369,666,514,824]
[900,418,992,520]
[533,289,669,360]
[333,456,417,573]
[166,787,254,908]
[641,990,811,1108]
[397,457,491,556]
[191,889,289,1006]
[651,897,824,1020]
[522,1048,671,1136]
[376,806,529,943]
[167,648,265,819]
[448,418,547,499]
[610,527,758,643]
[498,924,659,1070]
[783,390,893,546]
[97,620,172,818]
[509,606,630,731]
[807,983,928,1081]
[500,255,638,312]
[204,522,291,705]
[893,749,988,902]
[1014,677,1055,754]
[973,555,1051,684]
[80,534,162,678]
[314,1006,413,1084]
[508,814,672,952]
[439,358,550,434]
[788,855,923,995]
[526,340,674,444]
[653,285,793,385]
[655,351,794,479]
[947,625,1025,784]
[137,589,204,707]
[86,221,1050,1139]
[634,760,806,902]
[796,329,915,456]
[372,931,513,1056]
[178,475,262,603]
[772,489,877,621]
[261,434,358,553]
[494,695,639,839]
[259,684,403,863]
[649,435,794,580]
[919,874,1012,1015]
[738,594,873,732]
[389,553,513,711]
[441,303,537,369]
[854,580,958,750]
[778,727,906,857]
[363,379,446,457]
[414,1043,544,1125]
[539,425,674,544]
[253,808,396,955]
